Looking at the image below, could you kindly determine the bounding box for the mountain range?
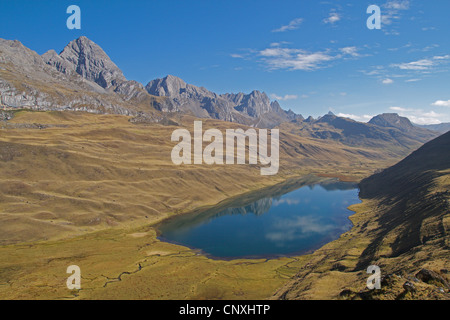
[0,36,441,150]
[280,112,438,156]
[0,36,300,127]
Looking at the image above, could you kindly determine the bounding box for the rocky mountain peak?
[234,90,271,118]
[44,36,125,89]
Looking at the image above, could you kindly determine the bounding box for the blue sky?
[1,0,450,124]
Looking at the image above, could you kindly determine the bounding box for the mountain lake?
[157,178,361,259]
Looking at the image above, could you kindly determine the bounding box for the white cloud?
[337,113,374,122]
[270,94,298,101]
[382,78,394,84]
[433,55,450,60]
[385,0,410,10]
[257,45,361,71]
[432,100,450,107]
[389,106,446,125]
[323,12,341,24]
[407,111,443,125]
[259,47,335,71]
[272,18,304,32]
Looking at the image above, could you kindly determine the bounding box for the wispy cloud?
[323,11,341,24]
[270,41,291,47]
[392,59,434,70]
[272,18,304,32]
[391,55,450,71]
[270,93,298,101]
[381,0,411,35]
[390,106,409,112]
[405,78,421,82]
[361,54,450,84]
[382,0,410,25]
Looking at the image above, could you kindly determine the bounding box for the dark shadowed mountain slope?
[272,131,449,300]
[359,130,450,199]
[357,131,450,263]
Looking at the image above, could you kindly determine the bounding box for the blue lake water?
[157,179,361,259]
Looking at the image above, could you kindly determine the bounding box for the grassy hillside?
[0,110,444,300]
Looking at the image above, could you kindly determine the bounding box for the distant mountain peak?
[145,74,192,98]
[369,113,414,132]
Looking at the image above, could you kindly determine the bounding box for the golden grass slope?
[0,110,397,245]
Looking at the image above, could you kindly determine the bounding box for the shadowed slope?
[272,132,449,300]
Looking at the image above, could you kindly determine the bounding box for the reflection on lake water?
[157,177,361,259]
